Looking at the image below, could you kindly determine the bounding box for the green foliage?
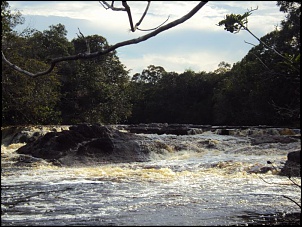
[128,68,221,124]
[2,60,62,125]
[2,2,62,125]
[2,1,300,127]
[2,2,133,126]
[277,0,300,34]
[131,65,166,84]
[1,1,24,37]
[212,2,300,126]
[25,24,74,61]
[214,61,231,74]
[127,2,300,127]
[217,12,251,33]
[59,35,132,124]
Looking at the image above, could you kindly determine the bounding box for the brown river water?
[1,130,301,226]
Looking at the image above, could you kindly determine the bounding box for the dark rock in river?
[1,125,70,145]
[280,150,301,177]
[16,124,152,166]
[6,124,301,168]
[250,135,299,145]
[126,123,190,135]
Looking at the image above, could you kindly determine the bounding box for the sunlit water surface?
[1,133,301,226]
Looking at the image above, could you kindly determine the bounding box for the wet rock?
[250,135,299,145]
[5,124,301,168]
[287,150,301,164]
[1,125,70,146]
[13,154,51,167]
[121,124,301,137]
[77,138,114,156]
[198,139,217,148]
[279,128,296,135]
[246,165,275,174]
[16,124,153,166]
[1,126,33,145]
[187,128,204,135]
[126,124,190,135]
[280,150,301,177]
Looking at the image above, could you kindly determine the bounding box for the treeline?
[2,1,300,127]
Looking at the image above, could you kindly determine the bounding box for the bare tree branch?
[99,1,125,11]
[77,28,90,54]
[243,26,289,61]
[239,20,298,70]
[270,100,300,118]
[2,52,56,77]
[2,1,208,78]
[122,1,136,32]
[287,176,302,188]
[100,1,152,32]
[246,6,258,15]
[137,15,170,32]
[135,1,151,28]
[218,6,299,72]
[282,195,301,208]
[244,40,256,47]
[247,51,270,70]
[257,162,301,209]
[257,174,293,186]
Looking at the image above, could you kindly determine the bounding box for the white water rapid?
[1,129,301,226]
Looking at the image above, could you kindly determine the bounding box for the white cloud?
[10,1,285,36]
[119,48,244,75]
[8,1,287,76]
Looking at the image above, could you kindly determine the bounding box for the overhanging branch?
[135,1,151,28]
[2,1,208,78]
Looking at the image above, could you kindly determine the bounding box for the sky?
[8,1,286,75]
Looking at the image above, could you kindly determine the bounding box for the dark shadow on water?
[236,211,300,226]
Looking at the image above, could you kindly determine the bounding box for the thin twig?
[288,176,302,188]
[244,40,256,47]
[135,1,151,28]
[240,22,296,68]
[137,15,170,31]
[77,28,90,54]
[282,195,301,208]
[99,1,125,11]
[249,52,270,70]
[257,174,297,186]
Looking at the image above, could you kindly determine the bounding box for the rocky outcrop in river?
[14,124,152,166]
[1,123,300,176]
[280,150,301,177]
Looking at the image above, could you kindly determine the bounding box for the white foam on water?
[1,131,300,226]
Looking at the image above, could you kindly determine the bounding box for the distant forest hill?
[2,1,300,127]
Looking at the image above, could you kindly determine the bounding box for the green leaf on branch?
[217,6,259,34]
[217,12,251,33]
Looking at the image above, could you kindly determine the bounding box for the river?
[1,130,301,226]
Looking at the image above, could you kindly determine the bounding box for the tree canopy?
[1,1,300,127]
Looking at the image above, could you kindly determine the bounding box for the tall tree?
[2,2,62,125]
[215,1,300,126]
[1,1,24,37]
[59,35,132,124]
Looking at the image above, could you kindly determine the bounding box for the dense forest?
[2,1,300,127]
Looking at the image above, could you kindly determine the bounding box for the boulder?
[279,150,301,177]
[1,125,70,145]
[16,124,153,166]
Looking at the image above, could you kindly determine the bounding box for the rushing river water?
[1,131,301,226]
